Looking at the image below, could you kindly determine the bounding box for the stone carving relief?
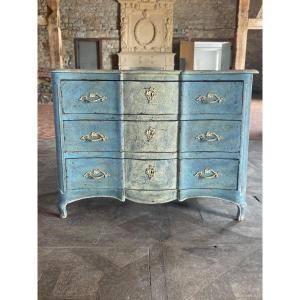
[118,0,176,70]
[164,14,173,51]
[120,14,128,50]
[134,10,156,48]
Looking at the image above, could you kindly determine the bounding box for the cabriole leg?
[57,201,68,219]
[237,203,246,221]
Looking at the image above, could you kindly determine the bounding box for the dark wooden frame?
[74,37,120,69]
[74,38,101,69]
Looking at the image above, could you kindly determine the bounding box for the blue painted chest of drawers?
[52,70,257,220]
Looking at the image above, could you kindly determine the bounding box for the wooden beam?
[46,0,63,69]
[248,18,262,30]
[56,0,64,68]
[256,6,263,19]
[234,0,251,69]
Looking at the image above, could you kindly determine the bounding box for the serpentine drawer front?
[179,159,239,190]
[181,81,243,115]
[123,81,178,115]
[124,121,178,153]
[61,80,121,114]
[66,158,123,190]
[180,120,241,152]
[125,159,177,190]
[63,120,122,152]
[52,70,257,221]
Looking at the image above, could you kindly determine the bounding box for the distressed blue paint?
[64,151,123,159]
[63,120,122,152]
[66,158,123,190]
[61,80,121,114]
[181,81,243,115]
[180,120,241,152]
[51,69,257,220]
[180,114,243,121]
[179,158,239,190]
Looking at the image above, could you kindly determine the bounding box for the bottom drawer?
[66,157,237,191]
[179,159,239,190]
[66,158,123,190]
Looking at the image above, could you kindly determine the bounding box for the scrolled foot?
[58,203,67,219]
[236,204,246,221]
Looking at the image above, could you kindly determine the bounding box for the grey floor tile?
[163,243,260,300]
[96,254,152,300]
[149,244,168,300]
[52,267,103,299]
[39,247,152,300]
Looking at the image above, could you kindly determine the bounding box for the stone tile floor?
[38,138,262,300]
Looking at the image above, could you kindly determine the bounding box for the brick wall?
[38,0,52,103]
[38,0,48,16]
[38,0,262,102]
[174,0,237,39]
[59,0,119,69]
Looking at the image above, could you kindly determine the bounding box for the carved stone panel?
[118,0,176,70]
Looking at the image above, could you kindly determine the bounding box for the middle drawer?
[124,121,177,153]
[63,120,122,152]
[180,120,241,152]
[65,157,177,190]
[63,120,178,153]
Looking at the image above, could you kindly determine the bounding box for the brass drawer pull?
[145,165,155,180]
[195,131,224,143]
[195,92,224,104]
[144,87,157,103]
[145,126,156,142]
[194,168,220,179]
[83,169,111,181]
[80,131,108,142]
[79,92,107,103]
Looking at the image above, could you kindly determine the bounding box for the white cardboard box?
[193,41,231,70]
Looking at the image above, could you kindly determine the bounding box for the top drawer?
[181,81,243,115]
[123,81,178,115]
[60,80,121,114]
